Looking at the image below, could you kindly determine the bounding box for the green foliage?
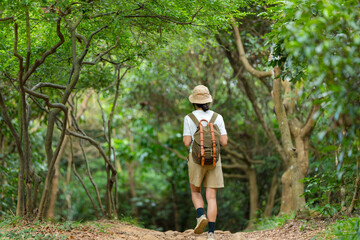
[0,215,23,227]
[267,0,360,127]
[317,218,360,240]
[119,215,143,228]
[0,228,67,240]
[254,213,295,231]
[266,0,360,220]
[301,176,339,216]
[0,217,82,239]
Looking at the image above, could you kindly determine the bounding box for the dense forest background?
[0,0,359,235]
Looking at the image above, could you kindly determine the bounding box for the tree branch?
[13,22,24,81]
[301,104,321,138]
[218,40,287,164]
[25,7,31,73]
[79,139,105,216]
[0,16,14,22]
[78,25,108,64]
[222,163,248,171]
[31,82,67,91]
[224,173,248,179]
[163,145,187,161]
[231,19,272,79]
[124,7,203,25]
[75,89,94,119]
[23,87,66,111]
[70,137,100,219]
[23,18,65,83]
[65,129,117,173]
[223,146,246,161]
[0,91,24,161]
[82,44,118,65]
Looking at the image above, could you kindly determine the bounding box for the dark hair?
[194,103,210,112]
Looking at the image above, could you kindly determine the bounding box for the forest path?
[0,219,326,239]
[82,219,325,240]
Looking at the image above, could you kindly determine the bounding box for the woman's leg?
[190,184,204,209]
[206,187,217,222]
[191,183,208,234]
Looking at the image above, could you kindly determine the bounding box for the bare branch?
[124,7,203,25]
[70,137,100,219]
[223,147,246,161]
[13,22,24,81]
[0,91,24,160]
[301,104,321,138]
[100,57,130,66]
[23,87,67,111]
[78,25,108,63]
[163,145,187,161]
[89,11,120,19]
[222,163,248,171]
[224,173,248,179]
[227,138,265,164]
[75,89,94,120]
[83,44,117,65]
[23,18,65,83]
[31,82,67,91]
[231,19,272,79]
[65,129,117,173]
[73,16,82,30]
[25,7,31,73]
[80,139,105,216]
[0,16,14,22]
[75,33,87,45]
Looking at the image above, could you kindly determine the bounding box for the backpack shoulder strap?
[188,113,199,126]
[209,112,219,124]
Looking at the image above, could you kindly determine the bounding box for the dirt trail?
[78,220,325,240]
[0,219,326,239]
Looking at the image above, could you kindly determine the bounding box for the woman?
[183,85,228,240]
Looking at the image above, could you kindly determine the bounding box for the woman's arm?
[183,136,192,147]
[220,135,228,146]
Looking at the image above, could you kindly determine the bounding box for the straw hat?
[188,85,213,104]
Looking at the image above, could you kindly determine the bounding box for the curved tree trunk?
[273,67,306,212]
[219,22,322,214]
[264,167,279,217]
[247,168,258,229]
[47,136,68,219]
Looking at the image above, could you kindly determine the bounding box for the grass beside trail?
[0,214,143,240]
[253,212,360,240]
[253,212,296,231]
[315,217,360,240]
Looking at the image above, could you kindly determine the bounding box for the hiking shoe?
[194,214,208,234]
[207,232,215,240]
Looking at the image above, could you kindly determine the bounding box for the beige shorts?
[188,153,224,188]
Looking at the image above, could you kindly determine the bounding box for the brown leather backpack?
[188,112,221,166]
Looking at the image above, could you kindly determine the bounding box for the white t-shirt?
[183,110,227,152]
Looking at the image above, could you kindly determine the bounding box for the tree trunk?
[264,167,279,217]
[347,157,359,214]
[46,91,93,219]
[273,67,305,212]
[127,161,138,218]
[246,168,258,229]
[47,136,69,219]
[0,91,26,216]
[0,134,4,213]
[170,181,180,231]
